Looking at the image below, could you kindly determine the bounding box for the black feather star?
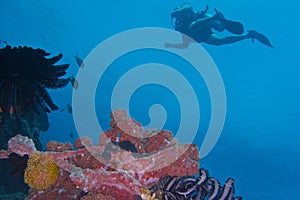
[149,168,243,200]
[0,45,70,115]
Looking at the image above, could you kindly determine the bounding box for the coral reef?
[0,44,77,198]
[80,191,116,200]
[7,134,37,156]
[26,169,84,200]
[149,169,242,200]
[0,109,242,200]
[46,141,73,152]
[24,153,60,190]
[0,104,49,150]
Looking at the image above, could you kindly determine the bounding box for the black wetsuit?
[175,12,213,43]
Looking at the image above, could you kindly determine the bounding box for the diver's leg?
[204,34,249,46]
[165,34,196,49]
[189,15,216,32]
[247,30,274,48]
[210,21,225,32]
[165,41,190,49]
[189,11,225,32]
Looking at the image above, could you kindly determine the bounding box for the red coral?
[74,138,85,149]
[46,141,73,152]
[101,110,178,154]
[7,134,36,156]
[75,136,92,149]
[81,187,139,200]
[0,109,200,200]
[26,170,83,200]
[144,130,173,152]
[0,150,8,159]
[81,191,116,200]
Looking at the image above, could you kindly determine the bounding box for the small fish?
[0,40,7,44]
[74,54,85,68]
[69,76,79,89]
[60,104,72,114]
[69,132,74,138]
[112,141,138,153]
[67,104,72,113]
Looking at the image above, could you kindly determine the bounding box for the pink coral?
[7,134,36,156]
[0,109,200,200]
[46,141,73,152]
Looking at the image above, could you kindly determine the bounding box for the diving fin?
[213,8,244,35]
[221,19,244,35]
[248,30,274,48]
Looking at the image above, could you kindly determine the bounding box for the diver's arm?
[165,34,195,49]
[193,15,214,24]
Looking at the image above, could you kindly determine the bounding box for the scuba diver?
[166,2,273,49]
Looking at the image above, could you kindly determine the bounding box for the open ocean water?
[0,0,299,199]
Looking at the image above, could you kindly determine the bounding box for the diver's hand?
[213,9,225,21]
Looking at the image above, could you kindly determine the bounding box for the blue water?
[1,0,299,199]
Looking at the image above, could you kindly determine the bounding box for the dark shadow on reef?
[0,153,29,200]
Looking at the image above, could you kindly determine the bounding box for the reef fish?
[0,40,7,44]
[60,104,72,114]
[74,54,84,68]
[69,76,79,89]
[67,104,72,113]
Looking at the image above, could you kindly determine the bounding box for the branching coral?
[0,45,70,115]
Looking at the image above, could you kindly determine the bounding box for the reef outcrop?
[0,109,242,200]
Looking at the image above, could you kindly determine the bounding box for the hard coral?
[26,169,84,200]
[0,110,245,199]
[46,141,73,152]
[80,191,116,200]
[24,153,60,190]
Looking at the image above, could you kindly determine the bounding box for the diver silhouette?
[166,2,273,49]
